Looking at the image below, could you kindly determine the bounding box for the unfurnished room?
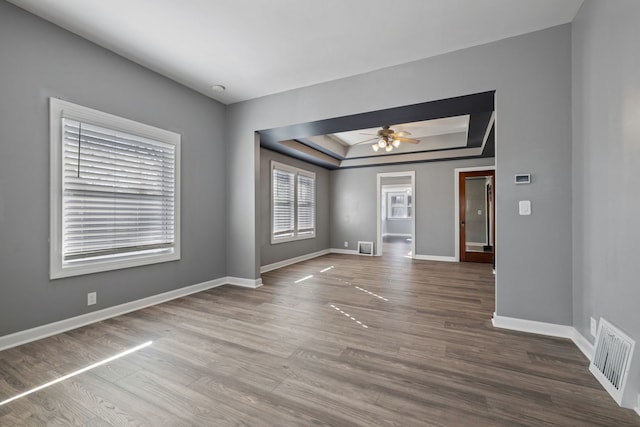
[1,1,639,425]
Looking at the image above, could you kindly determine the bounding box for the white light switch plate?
[519,200,531,215]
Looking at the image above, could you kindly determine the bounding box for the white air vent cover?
[357,241,374,256]
[589,318,635,405]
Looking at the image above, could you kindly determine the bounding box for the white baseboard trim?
[330,248,359,255]
[634,395,640,416]
[260,249,330,273]
[0,276,262,352]
[492,313,594,361]
[414,254,457,262]
[570,328,595,360]
[382,233,412,237]
[226,276,263,288]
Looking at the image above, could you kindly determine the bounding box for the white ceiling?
[9,0,583,105]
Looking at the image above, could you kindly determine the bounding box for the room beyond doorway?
[454,166,496,263]
[382,235,413,261]
[376,171,415,258]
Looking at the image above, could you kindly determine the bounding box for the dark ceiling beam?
[259,91,494,144]
[258,90,495,169]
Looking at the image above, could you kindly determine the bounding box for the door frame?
[376,171,415,257]
[454,166,495,262]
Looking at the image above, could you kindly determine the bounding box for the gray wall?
[572,0,640,407]
[384,218,411,236]
[260,149,330,266]
[331,158,494,257]
[0,2,226,336]
[227,24,573,325]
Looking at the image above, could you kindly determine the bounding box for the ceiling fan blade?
[352,137,379,145]
[394,130,412,137]
[395,137,420,144]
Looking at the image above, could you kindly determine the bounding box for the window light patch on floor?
[294,275,313,284]
[329,304,369,328]
[354,286,389,302]
[0,340,152,406]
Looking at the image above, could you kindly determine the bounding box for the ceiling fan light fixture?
[357,125,419,155]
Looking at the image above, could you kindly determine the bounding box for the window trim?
[270,160,316,244]
[49,98,181,279]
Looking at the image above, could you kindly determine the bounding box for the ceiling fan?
[359,125,420,152]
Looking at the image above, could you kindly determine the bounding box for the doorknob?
[461,221,465,227]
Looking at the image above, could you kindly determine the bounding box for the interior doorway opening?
[376,171,415,258]
[454,166,496,264]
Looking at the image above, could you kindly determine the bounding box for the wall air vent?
[357,241,374,256]
[589,318,635,405]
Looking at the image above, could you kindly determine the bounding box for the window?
[50,98,180,279]
[271,161,315,243]
[387,191,412,219]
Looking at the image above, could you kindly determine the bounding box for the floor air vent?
[589,318,635,405]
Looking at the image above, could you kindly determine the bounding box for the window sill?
[50,248,180,279]
[270,233,316,245]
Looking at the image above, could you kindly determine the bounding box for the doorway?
[376,171,415,258]
[454,167,495,263]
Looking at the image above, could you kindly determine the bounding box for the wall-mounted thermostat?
[514,174,531,184]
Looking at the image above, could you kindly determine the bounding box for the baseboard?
[414,254,457,262]
[260,249,330,273]
[330,249,456,261]
[634,395,640,416]
[570,328,595,360]
[330,248,359,255]
[226,276,263,288]
[382,233,412,237]
[0,275,262,352]
[492,313,594,360]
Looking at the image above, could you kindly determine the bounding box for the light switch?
[519,200,531,215]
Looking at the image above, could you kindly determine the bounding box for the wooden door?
[459,170,495,263]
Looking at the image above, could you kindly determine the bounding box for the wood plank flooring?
[1,239,639,426]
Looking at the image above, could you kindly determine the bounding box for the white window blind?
[62,119,176,260]
[50,98,180,279]
[272,168,295,239]
[271,161,315,243]
[297,174,315,235]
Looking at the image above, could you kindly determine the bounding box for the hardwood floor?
[1,242,639,426]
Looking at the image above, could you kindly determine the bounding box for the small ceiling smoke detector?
[211,84,226,92]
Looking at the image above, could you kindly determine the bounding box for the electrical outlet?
[590,317,597,338]
[87,292,97,306]
[344,241,348,248]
